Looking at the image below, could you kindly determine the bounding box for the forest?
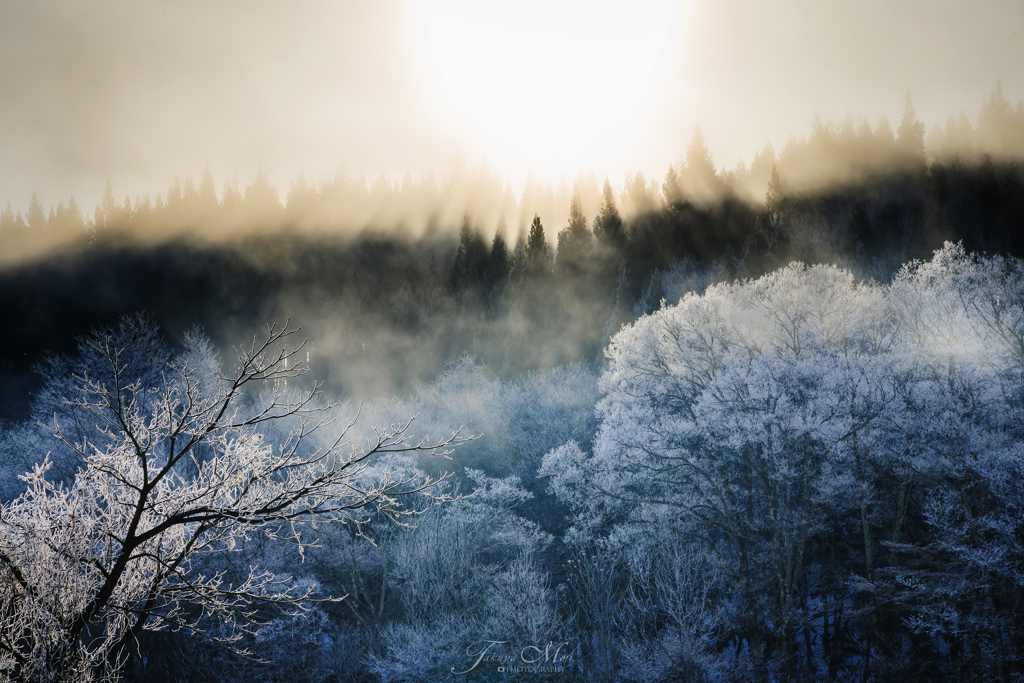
[2,86,1024,682]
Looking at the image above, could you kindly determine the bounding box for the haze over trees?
[3,85,1024,260]
[2,86,1024,682]
[2,88,1021,408]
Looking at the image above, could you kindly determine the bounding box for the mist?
[2,84,1024,419]
[4,4,1024,681]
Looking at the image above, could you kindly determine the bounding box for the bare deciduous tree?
[0,322,466,683]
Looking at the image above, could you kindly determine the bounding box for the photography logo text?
[452,639,574,675]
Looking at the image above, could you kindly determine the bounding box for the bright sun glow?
[405,1,683,175]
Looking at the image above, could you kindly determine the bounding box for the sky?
[1,0,1022,213]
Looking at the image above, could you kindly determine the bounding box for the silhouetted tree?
[164,176,183,223]
[181,177,201,223]
[621,170,658,215]
[765,165,785,226]
[26,192,46,232]
[198,163,218,214]
[680,125,720,203]
[556,185,592,276]
[369,173,397,209]
[896,93,926,168]
[662,165,683,206]
[488,218,510,294]
[120,195,133,228]
[749,143,776,196]
[875,115,896,158]
[285,174,319,226]
[450,214,489,293]
[525,214,551,277]
[243,166,282,224]
[0,201,16,232]
[977,81,1024,157]
[593,179,625,251]
[221,173,242,222]
[132,194,152,226]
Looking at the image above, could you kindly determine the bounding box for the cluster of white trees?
[542,242,1024,680]
[4,242,1023,682]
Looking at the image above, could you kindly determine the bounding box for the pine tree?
[765,165,785,226]
[681,125,720,203]
[27,190,47,231]
[977,81,1017,156]
[222,173,242,222]
[525,214,551,276]
[181,177,199,222]
[662,165,682,205]
[165,176,183,221]
[121,195,133,227]
[67,197,84,232]
[556,184,592,275]
[132,194,151,225]
[1,200,17,231]
[286,174,318,226]
[686,126,716,179]
[621,170,657,214]
[199,163,218,212]
[750,143,776,194]
[243,166,282,224]
[450,214,489,292]
[896,93,926,166]
[489,218,510,291]
[593,179,625,250]
[875,116,895,144]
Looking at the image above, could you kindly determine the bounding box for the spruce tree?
[765,165,785,227]
[199,163,219,212]
[450,214,489,292]
[27,191,47,231]
[489,218,510,291]
[896,93,926,166]
[525,214,551,276]
[1,200,16,231]
[593,179,625,250]
[556,185,592,275]
[662,165,682,206]
[681,125,720,203]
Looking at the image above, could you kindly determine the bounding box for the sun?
[404,0,683,175]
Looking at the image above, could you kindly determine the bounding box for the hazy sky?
[1,0,1022,213]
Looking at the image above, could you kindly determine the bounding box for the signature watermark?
[452,639,574,675]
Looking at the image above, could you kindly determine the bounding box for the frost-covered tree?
[546,262,898,676]
[0,321,465,683]
[369,470,560,682]
[877,244,1024,678]
[2,315,176,492]
[543,243,1024,680]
